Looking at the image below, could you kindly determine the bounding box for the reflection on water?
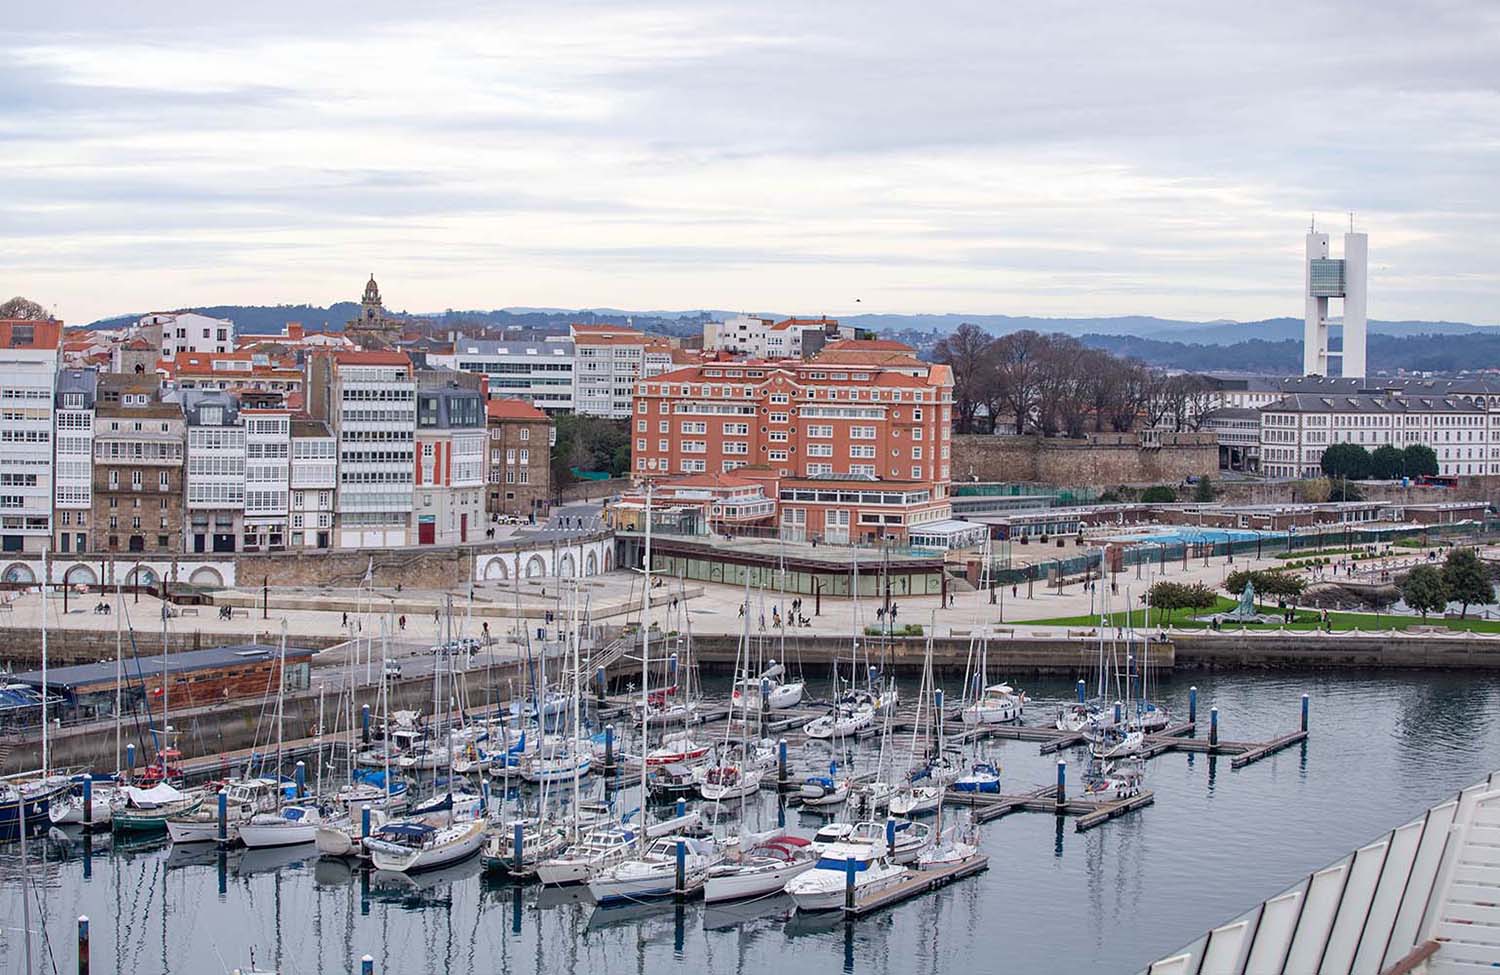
[3,669,1498,974]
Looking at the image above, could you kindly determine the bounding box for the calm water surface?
[4,669,1498,975]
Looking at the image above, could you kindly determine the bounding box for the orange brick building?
[630,351,955,543]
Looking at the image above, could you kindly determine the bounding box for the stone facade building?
[485,398,553,519]
[413,380,486,544]
[91,374,185,556]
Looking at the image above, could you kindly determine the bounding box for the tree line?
[1401,548,1494,619]
[930,324,1217,436]
[1320,442,1439,480]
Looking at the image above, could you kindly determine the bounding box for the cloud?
[3,1,1499,324]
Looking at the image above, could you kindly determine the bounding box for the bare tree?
[931,322,994,434]
[991,330,1048,435]
[0,297,51,320]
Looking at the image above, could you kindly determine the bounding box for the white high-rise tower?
[1303,222,1368,379]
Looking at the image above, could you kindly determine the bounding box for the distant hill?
[1080,331,1500,375]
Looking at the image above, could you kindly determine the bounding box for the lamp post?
[133,561,141,604]
[262,575,269,620]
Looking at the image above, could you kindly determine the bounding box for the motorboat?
[809,822,853,853]
[783,836,908,913]
[365,818,486,873]
[704,834,816,902]
[238,804,322,848]
[803,704,873,741]
[586,835,722,904]
[166,778,281,844]
[697,765,764,803]
[960,683,1026,725]
[951,763,1001,795]
[112,783,204,833]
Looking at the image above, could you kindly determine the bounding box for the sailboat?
[587,834,723,904]
[889,625,949,817]
[365,817,486,872]
[799,761,852,807]
[959,631,1026,724]
[704,833,816,903]
[166,778,281,844]
[698,579,767,805]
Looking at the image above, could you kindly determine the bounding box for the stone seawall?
[1173,631,1500,669]
[952,432,1217,487]
[0,626,345,669]
[4,658,528,775]
[687,633,1175,676]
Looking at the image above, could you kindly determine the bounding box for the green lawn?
[1024,595,1500,633]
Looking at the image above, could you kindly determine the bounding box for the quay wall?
[3,659,527,776]
[952,432,1216,487]
[0,626,344,669]
[1172,631,1500,670]
[686,633,1175,677]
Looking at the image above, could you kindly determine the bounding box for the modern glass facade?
[1309,258,1346,297]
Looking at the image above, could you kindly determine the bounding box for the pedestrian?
[342,612,348,628]
[434,610,440,627]
[738,602,745,618]
[759,613,765,631]
[399,615,406,631]
[890,603,899,622]
[482,621,490,643]
[1012,585,1017,599]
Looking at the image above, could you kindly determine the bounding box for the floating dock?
[841,852,990,917]
[942,783,1156,832]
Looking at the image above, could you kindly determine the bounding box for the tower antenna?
[1348,211,1354,233]
[1310,213,1316,233]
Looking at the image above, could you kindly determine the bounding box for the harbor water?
[4,668,1498,974]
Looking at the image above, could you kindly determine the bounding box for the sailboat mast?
[276,622,287,779]
[160,573,169,775]
[638,483,653,852]
[40,549,49,776]
[115,576,123,773]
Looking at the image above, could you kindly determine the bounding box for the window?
[637,420,647,432]
[850,464,876,476]
[912,447,922,460]
[807,425,834,438]
[769,393,789,404]
[850,426,876,439]
[807,444,833,457]
[912,466,924,479]
[850,445,876,458]
[637,438,647,451]
[722,423,749,436]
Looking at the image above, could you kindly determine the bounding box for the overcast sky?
[4,1,1498,326]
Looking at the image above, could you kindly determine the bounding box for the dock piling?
[1056,760,1067,805]
[513,821,524,872]
[361,955,373,975]
[217,790,228,845]
[83,776,93,827]
[77,915,89,975]
[676,797,686,818]
[126,743,135,776]
[1189,686,1197,724]
[361,704,370,744]
[1301,694,1309,733]
[1209,707,1219,749]
[778,738,788,789]
[675,839,686,899]
[1113,700,1122,725]
[596,667,606,705]
[845,857,857,912]
[1076,679,1086,704]
[604,724,615,773]
[294,761,306,799]
[360,804,370,841]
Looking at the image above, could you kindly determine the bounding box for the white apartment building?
[308,351,416,548]
[704,315,845,359]
[1260,392,1498,479]
[289,419,336,550]
[570,324,678,418]
[53,368,96,555]
[242,408,291,552]
[140,312,236,360]
[426,338,575,412]
[0,348,58,556]
[182,389,245,553]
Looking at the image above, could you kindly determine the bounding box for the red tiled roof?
[330,350,410,366]
[819,338,912,353]
[771,316,838,331]
[486,398,549,421]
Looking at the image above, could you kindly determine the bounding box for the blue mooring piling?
[361,704,370,743]
[778,739,788,787]
[361,955,373,975]
[1301,693,1309,733]
[294,761,306,799]
[83,777,93,826]
[1076,679,1086,703]
[126,743,136,773]
[1209,706,1220,748]
[596,666,606,703]
[217,790,228,844]
[676,797,686,818]
[513,821,524,871]
[1189,686,1198,724]
[1056,759,1067,804]
[675,839,687,898]
[1113,700,1122,725]
[360,804,371,840]
[604,724,615,773]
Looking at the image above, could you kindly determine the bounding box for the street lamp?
[134,561,141,604]
[262,575,269,620]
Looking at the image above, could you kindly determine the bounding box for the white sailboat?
[587,835,722,904]
[704,833,816,903]
[365,818,486,872]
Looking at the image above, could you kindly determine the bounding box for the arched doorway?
[126,566,158,588]
[64,564,99,586]
[483,557,509,581]
[558,553,577,578]
[525,554,546,578]
[189,566,224,588]
[604,548,614,571]
[586,551,598,576]
[2,563,35,585]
